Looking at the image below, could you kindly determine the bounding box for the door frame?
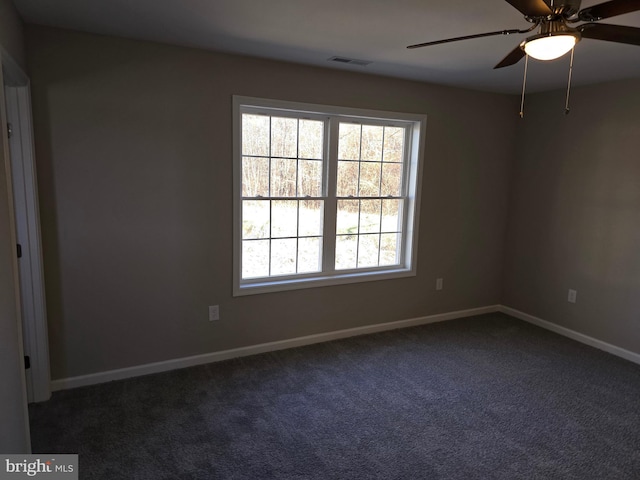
[3,48,51,403]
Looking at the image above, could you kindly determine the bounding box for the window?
[233,97,426,296]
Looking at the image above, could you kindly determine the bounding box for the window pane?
[359,199,381,234]
[242,114,269,157]
[242,157,269,197]
[271,238,297,275]
[299,120,323,159]
[298,160,322,197]
[361,125,384,161]
[271,158,297,197]
[381,199,402,233]
[383,127,405,162]
[299,200,323,237]
[237,101,421,292]
[298,237,322,273]
[271,116,298,158]
[336,200,359,235]
[381,163,402,197]
[359,162,381,197]
[335,235,357,270]
[271,200,297,238]
[242,240,269,278]
[337,161,358,197]
[242,200,270,239]
[380,233,400,266]
[338,123,360,160]
[358,234,380,268]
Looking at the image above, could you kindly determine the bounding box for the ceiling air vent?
[328,56,371,67]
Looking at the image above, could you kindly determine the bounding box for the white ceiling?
[12,0,640,94]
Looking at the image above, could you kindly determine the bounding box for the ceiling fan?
[407,0,640,68]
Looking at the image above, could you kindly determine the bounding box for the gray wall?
[503,79,640,354]
[0,0,30,452]
[26,26,517,380]
[0,0,24,68]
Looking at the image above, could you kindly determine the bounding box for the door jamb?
[3,48,51,403]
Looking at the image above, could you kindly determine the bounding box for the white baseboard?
[499,305,640,366]
[50,305,500,391]
[50,304,640,392]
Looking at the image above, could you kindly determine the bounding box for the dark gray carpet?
[30,313,640,479]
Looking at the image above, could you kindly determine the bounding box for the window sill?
[234,268,416,296]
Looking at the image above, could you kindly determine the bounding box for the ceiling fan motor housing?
[523,0,581,21]
[551,0,582,16]
[525,18,581,43]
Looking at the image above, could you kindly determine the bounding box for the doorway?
[3,51,51,403]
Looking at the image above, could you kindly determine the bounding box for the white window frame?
[233,96,427,296]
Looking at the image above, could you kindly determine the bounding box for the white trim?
[232,96,242,295]
[51,305,499,391]
[236,268,417,296]
[0,47,32,451]
[498,305,640,366]
[233,96,428,124]
[5,84,51,403]
[232,96,427,296]
[51,304,640,392]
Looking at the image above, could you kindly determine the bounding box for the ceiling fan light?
[524,34,578,61]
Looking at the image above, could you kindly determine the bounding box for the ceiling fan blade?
[504,0,553,17]
[407,29,523,49]
[578,0,640,21]
[494,44,526,68]
[578,22,640,45]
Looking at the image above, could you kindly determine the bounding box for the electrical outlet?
[436,278,443,291]
[209,305,220,321]
[567,289,577,304]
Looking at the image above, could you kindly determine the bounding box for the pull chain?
[565,47,575,115]
[519,54,529,118]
